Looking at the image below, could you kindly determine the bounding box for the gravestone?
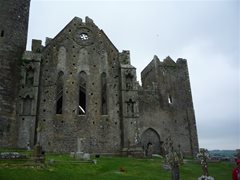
[83,153,90,161]
[32,143,45,163]
[74,137,90,161]
[70,152,75,158]
[197,176,214,180]
[26,142,31,151]
[146,143,153,158]
[75,137,84,159]
[32,143,41,157]
[77,137,83,152]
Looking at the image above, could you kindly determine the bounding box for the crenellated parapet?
[141,56,189,90]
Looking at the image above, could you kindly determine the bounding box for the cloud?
[178,39,240,149]
[199,118,240,150]
[180,39,239,120]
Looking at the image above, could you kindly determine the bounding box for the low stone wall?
[122,147,144,158]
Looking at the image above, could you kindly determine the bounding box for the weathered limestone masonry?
[139,56,199,155]
[17,46,41,148]
[0,0,198,156]
[34,17,122,153]
[0,0,31,147]
[18,16,198,156]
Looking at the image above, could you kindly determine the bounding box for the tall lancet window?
[56,71,64,114]
[79,71,87,115]
[1,30,4,37]
[101,72,107,115]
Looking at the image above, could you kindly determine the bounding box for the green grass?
[0,149,235,180]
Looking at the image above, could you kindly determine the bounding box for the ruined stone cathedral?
[0,1,199,156]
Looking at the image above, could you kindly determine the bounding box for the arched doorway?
[141,128,161,155]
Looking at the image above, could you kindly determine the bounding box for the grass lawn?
[0,149,235,180]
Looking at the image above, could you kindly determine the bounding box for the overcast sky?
[27,0,240,150]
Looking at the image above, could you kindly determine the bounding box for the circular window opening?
[79,33,89,41]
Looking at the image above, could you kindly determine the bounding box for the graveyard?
[0,148,235,180]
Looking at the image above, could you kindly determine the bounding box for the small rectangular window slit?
[1,30,4,37]
[168,95,173,104]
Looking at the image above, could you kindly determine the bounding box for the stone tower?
[0,0,31,147]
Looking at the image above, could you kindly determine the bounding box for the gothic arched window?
[78,71,87,115]
[56,71,64,114]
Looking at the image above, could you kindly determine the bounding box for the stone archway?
[141,128,161,155]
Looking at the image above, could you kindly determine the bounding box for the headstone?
[77,137,83,152]
[70,152,75,158]
[146,143,153,158]
[75,152,84,159]
[162,163,171,170]
[83,153,90,161]
[197,175,214,180]
[75,137,91,161]
[32,143,45,163]
[33,143,42,158]
[26,143,31,151]
[49,159,55,165]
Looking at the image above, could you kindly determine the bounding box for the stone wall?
[139,56,199,156]
[0,9,199,156]
[119,50,140,148]
[0,0,31,147]
[36,17,122,153]
[17,49,41,148]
